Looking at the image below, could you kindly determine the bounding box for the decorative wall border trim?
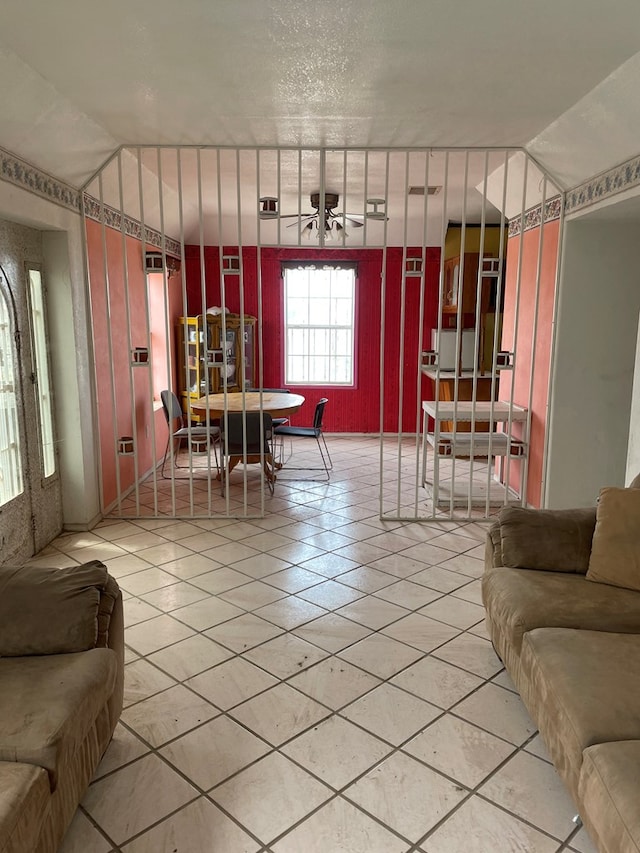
[565,153,640,214]
[0,146,80,212]
[508,195,563,237]
[0,146,180,255]
[82,195,181,257]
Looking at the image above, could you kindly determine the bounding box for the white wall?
[545,215,640,507]
[627,309,640,483]
[0,181,101,529]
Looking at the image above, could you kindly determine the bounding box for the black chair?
[219,411,275,494]
[273,397,332,479]
[160,390,220,478]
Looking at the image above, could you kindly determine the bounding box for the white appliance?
[432,328,476,370]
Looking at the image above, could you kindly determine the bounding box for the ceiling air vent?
[408,186,442,196]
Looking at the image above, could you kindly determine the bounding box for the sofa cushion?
[0,761,50,853]
[519,629,640,797]
[587,487,640,591]
[0,561,110,655]
[482,567,640,655]
[0,648,117,790]
[497,506,596,573]
[579,741,640,853]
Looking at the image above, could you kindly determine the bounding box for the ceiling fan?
[277,192,366,239]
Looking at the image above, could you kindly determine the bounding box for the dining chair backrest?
[160,390,183,425]
[313,398,329,433]
[221,412,273,454]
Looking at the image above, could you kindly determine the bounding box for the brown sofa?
[483,505,640,853]
[0,561,124,853]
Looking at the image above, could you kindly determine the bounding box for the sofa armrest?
[0,561,122,656]
[491,506,597,573]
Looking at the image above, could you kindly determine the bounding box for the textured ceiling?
[0,0,640,190]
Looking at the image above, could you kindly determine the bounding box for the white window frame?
[0,280,23,505]
[283,263,356,386]
[27,265,56,480]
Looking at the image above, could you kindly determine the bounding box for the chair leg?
[318,432,333,471]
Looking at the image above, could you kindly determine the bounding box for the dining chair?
[160,390,220,478]
[273,397,332,479]
[219,411,275,494]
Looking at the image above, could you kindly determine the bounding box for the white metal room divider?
[81,146,561,521]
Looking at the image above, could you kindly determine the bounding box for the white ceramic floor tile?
[211,752,332,844]
[123,659,176,708]
[297,579,364,609]
[118,567,180,596]
[200,542,260,565]
[479,750,577,841]
[390,657,483,709]
[185,657,278,710]
[297,552,361,578]
[139,581,209,612]
[569,825,599,853]
[229,682,331,745]
[337,566,398,593]
[133,542,195,566]
[289,657,380,710]
[336,596,410,630]
[125,614,195,655]
[121,796,259,853]
[381,613,460,653]
[292,612,372,653]
[271,796,409,853]
[103,553,156,578]
[338,633,423,679]
[147,633,232,680]
[121,684,219,746]
[219,579,287,609]
[404,713,515,787]
[454,683,537,745]
[419,795,559,853]
[160,714,271,789]
[242,632,329,679]
[254,596,327,629]
[282,715,392,788]
[367,553,433,579]
[189,566,254,594]
[204,612,284,652]
[229,551,293,578]
[409,565,473,592]
[524,732,554,764]
[432,632,503,678]
[82,754,198,845]
[123,598,162,628]
[419,596,486,629]
[159,554,224,581]
[93,722,150,779]
[341,682,441,745]
[345,751,467,842]
[57,809,112,853]
[374,580,443,609]
[262,566,325,593]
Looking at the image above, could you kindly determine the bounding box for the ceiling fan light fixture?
[259,196,279,219]
[366,198,387,220]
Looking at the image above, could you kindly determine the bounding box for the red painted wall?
[501,219,560,507]
[184,245,441,432]
[86,220,181,510]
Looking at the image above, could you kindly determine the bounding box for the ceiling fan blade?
[343,216,365,227]
[286,215,317,228]
[278,212,314,219]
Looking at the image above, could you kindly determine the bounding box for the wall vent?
[408,185,442,196]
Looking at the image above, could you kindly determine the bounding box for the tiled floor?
[33,437,597,852]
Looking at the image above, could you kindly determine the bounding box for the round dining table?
[192,391,305,420]
[191,391,305,482]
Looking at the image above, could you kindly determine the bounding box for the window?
[0,284,23,505]
[28,267,55,478]
[284,264,355,385]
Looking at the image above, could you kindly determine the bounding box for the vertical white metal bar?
[503,154,530,506]
[196,148,214,516]
[522,176,549,508]
[363,151,369,247]
[296,149,303,249]
[413,150,430,517]
[540,194,565,507]
[449,151,470,518]
[176,147,193,513]
[466,151,490,517]
[117,150,141,516]
[134,148,159,516]
[378,150,390,519]
[485,150,510,517]
[395,151,411,515]
[319,149,326,249]
[215,148,231,516]
[97,172,123,515]
[341,149,348,248]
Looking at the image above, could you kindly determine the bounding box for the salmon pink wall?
[184,246,441,432]
[501,219,560,507]
[86,220,181,510]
